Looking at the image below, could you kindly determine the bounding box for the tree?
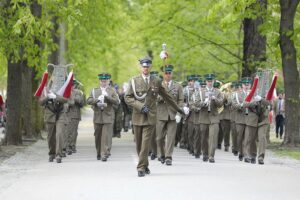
[279,0,300,145]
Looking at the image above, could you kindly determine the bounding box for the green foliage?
[0,0,299,93]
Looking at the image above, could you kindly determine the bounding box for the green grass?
[268,140,300,161]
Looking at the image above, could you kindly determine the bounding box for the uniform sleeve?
[158,81,184,115]
[212,90,224,107]
[177,84,184,108]
[231,93,243,110]
[124,79,144,111]
[87,90,98,105]
[105,89,120,105]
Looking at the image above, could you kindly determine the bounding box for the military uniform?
[39,95,68,163]
[194,74,223,162]
[66,83,85,153]
[256,99,271,164]
[156,65,184,165]
[219,93,231,151]
[183,76,196,154]
[232,88,248,161]
[124,58,183,177]
[87,73,120,161]
[229,82,239,156]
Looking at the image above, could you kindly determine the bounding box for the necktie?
[145,77,149,87]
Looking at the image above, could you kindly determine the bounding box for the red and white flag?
[57,71,73,98]
[34,71,49,97]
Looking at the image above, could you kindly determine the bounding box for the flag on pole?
[57,71,73,98]
[266,73,278,101]
[245,77,259,102]
[34,71,49,97]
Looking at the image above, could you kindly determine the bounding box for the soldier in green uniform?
[66,80,85,154]
[194,74,223,163]
[124,57,184,177]
[229,81,239,156]
[156,65,184,165]
[232,77,252,161]
[183,75,197,155]
[87,73,120,161]
[39,93,68,163]
[113,84,123,138]
[149,71,160,160]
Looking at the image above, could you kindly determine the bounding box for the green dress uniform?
[87,73,120,161]
[156,65,184,165]
[66,83,85,153]
[39,95,68,163]
[194,74,223,162]
[124,58,183,176]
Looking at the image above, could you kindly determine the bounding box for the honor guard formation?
[35,51,279,177]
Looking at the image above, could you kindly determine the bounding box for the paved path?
[0,109,300,200]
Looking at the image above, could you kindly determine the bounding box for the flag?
[34,71,49,97]
[266,74,278,101]
[245,77,259,102]
[57,71,73,98]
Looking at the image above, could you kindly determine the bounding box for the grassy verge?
[268,140,300,161]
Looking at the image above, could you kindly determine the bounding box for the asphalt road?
[0,109,300,200]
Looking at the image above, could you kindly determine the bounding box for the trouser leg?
[46,122,56,156]
[258,124,268,160]
[244,125,258,159]
[221,120,231,147]
[236,124,246,156]
[165,120,177,158]
[193,124,201,156]
[200,124,209,157]
[208,123,219,159]
[156,120,167,158]
[231,121,238,152]
[56,122,67,157]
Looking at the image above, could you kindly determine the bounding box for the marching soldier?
[66,80,85,154]
[219,84,231,152]
[256,97,272,164]
[149,71,159,160]
[113,84,123,138]
[183,75,196,155]
[87,73,120,161]
[194,74,223,163]
[229,82,239,156]
[124,57,184,177]
[156,65,184,165]
[39,92,68,163]
[232,77,252,161]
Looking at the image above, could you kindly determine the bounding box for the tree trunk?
[21,62,34,139]
[48,16,60,65]
[30,0,43,139]
[242,0,267,77]
[279,0,300,145]
[6,60,23,145]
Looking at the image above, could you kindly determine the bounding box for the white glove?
[175,114,182,123]
[211,96,216,100]
[254,95,262,102]
[98,95,104,102]
[102,90,108,97]
[183,106,190,115]
[47,92,56,99]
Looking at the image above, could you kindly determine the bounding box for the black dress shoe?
[238,154,244,161]
[150,154,157,160]
[179,144,185,149]
[195,154,200,159]
[145,168,151,175]
[67,150,72,155]
[101,157,107,162]
[217,144,221,150]
[49,155,55,162]
[251,158,256,164]
[56,156,62,163]
[244,158,251,163]
[160,156,165,164]
[209,158,215,163]
[138,171,145,177]
[224,146,229,152]
[166,158,172,166]
[203,156,208,162]
[97,155,101,160]
[233,151,238,156]
[258,159,264,165]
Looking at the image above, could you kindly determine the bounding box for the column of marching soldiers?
[38,57,273,178]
